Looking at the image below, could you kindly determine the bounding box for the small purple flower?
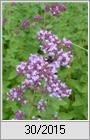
[16,61,27,75]
[15,110,24,120]
[33,16,43,21]
[7,87,23,101]
[20,19,30,28]
[46,76,72,98]
[58,4,67,11]
[61,38,72,49]
[45,5,50,12]
[60,51,73,66]
[37,99,47,111]
[45,4,67,16]
[7,87,27,104]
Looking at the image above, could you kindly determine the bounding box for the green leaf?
[72,94,83,107]
[8,68,17,80]
[59,111,74,120]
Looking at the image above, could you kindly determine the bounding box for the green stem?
[43,11,46,28]
[72,43,88,52]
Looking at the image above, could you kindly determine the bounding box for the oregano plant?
[3,3,88,120]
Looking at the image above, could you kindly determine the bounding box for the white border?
[1,0,89,122]
[1,0,89,3]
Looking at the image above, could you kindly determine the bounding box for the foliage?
[2,2,88,120]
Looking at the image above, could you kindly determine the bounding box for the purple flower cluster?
[15,54,60,90]
[15,110,24,120]
[37,99,47,111]
[61,38,72,49]
[33,15,42,21]
[16,54,49,88]
[20,19,30,28]
[7,87,27,104]
[37,30,72,97]
[37,29,72,66]
[7,29,72,105]
[46,77,72,98]
[45,4,67,16]
[15,56,72,98]
[37,30,72,49]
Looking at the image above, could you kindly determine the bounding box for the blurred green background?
[2,2,88,120]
